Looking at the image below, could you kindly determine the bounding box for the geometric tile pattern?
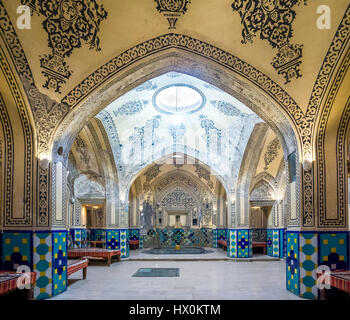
[237,229,250,258]
[129,229,140,241]
[2,232,32,271]
[106,230,120,250]
[143,228,213,248]
[319,233,348,271]
[81,229,87,248]
[52,231,67,296]
[91,229,107,245]
[228,229,237,258]
[286,232,299,296]
[139,235,144,249]
[280,229,286,258]
[267,229,284,258]
[33,232,52,300]
[249,229,253,257]
[217,229,227,240]
[299,233,318,299]
[120,229,129,258]
[267,229,273,256]
[212,229,218,248]
[70,229,82,248]
[272,230,280,257]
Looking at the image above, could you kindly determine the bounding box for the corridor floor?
[51,260,303,300]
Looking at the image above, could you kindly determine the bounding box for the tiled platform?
[50,260,303,300]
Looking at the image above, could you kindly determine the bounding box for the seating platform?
[129,240,139,249]
[252,242,267,255]
[67,258,88,279]
[68,248,121,266]
[0,271,37,300]
[318,270,350,299]
[218,239,228,250]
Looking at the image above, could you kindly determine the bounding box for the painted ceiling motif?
[22,0,108,93]
[96,72,262,194]
[231,0,308,84]
[155,0,191,29]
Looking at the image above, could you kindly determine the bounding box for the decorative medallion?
[231,0,308,84]
[264,137,281,170]
[22,0,108,93]
[155,0,191,29]
[194,163,214,189]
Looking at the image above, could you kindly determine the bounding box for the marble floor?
[51,259,304,300]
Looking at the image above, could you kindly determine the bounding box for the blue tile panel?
[212,229,218,248]
[139,235,144,249]
[227,229,251,258]
[2,232,32,271]
[237,229,250,258]
[285,231,349,300]
[129,229,140,241]
[217,229,227,240]
[299,233,318,299]
[81,229,87,248]
[280,229,286,258]
[70,228,88,248]
[286,232,299,296]
[319,233,348,271]
[106,230,120,250]
[52,231,67,296]
[228,229,237,258]
[33,232,52,300]
[267,229,273,256]
[90,229,106,247]
[120,229,129,258]
[267,229,285,258]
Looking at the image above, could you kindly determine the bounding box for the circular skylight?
[153,84,205,114]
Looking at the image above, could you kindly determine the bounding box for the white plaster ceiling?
[96,72,262,195]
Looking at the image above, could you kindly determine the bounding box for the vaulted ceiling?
[4,0,348,111]
[95,72,262,192]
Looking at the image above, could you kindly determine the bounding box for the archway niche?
[127,156,228,248]
[50,50,302,231]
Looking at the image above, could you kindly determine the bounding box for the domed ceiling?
[96,72,263,194]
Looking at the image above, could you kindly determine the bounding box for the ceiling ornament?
[169,123,186,145]
[160,186,197,209]
[250,180,276,201]
[194,163,214,189]
[136,81,158,92]
[210,100,242,117]
[74,136,90,167]
[264,137,281,170]
[231,0,308,84]
[113,100,149,117]
[155,0,191,29]
[22,0,108,93]
[143,164,162,191]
